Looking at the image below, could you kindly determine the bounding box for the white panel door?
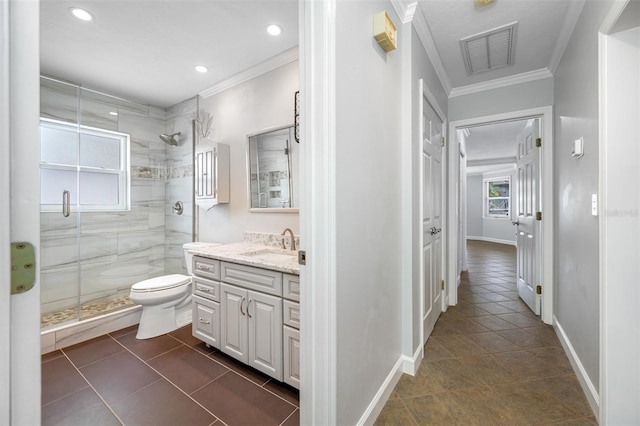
[515,119,541,314]
[220,283,248,363]
[248,290,283,380]
[422,95,443,343]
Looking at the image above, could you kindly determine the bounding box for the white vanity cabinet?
[220,283,283,380]
[195,142,230,209]
[191,259,222,349]
[282,273,300,389]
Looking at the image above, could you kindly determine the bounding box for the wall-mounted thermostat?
[373,11,397,53]
[572,137,584,158]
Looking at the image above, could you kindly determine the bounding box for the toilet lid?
[131,274,191,292]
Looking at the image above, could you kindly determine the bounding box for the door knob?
[511,221,520,226]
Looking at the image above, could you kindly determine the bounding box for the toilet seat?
[131,274,191,293]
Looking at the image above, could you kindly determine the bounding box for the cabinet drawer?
[283,300,300,330]
[283,325,300,390]
[193,277,219,302]
[283,274,300,302]
[193,257,221,280]
[221,262,282,296]
[192,295,220,349]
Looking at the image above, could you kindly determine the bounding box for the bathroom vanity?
[189,243,300,389]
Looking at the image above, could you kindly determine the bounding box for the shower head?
[159,132,181,146]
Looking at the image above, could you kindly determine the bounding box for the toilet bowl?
[129,242,217,339]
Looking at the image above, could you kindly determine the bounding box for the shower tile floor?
[41,324,300,426]
[41,296,136,329]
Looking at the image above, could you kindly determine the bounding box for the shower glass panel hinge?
[10,242,36,294]
[441,280,445,290]
[298,250,306,266]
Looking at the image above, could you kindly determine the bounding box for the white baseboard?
[553,316,600,420]
[357,356,405,426]
[467,236,516,246]
[402,345,424,376]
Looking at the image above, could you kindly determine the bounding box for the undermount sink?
[240,248,297,262]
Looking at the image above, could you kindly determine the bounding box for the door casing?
[447,106,554,325]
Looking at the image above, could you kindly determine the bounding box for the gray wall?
[553,0,613,393]
[466,175,483,237]
[448,77,554,122]
[198,61,299,244]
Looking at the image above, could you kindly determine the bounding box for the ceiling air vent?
[460,21,518,75]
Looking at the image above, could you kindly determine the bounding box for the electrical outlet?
[283,235,292,250]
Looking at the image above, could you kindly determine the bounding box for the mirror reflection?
[248,125,298,210]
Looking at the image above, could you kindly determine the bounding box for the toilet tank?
[183,242,220,275]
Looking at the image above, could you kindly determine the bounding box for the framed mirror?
[247,124,299,213]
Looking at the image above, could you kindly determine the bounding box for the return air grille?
[460,21,518,75]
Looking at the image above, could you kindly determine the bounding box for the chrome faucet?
[281,227,296,251]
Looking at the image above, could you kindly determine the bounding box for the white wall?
[448,77,554,122]
[408,23,449,358]
[553,0,613,397]
[333,2,404,423]
[466,175,483,237]
[197,61,299,243]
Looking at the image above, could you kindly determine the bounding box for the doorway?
[447,106,554,324]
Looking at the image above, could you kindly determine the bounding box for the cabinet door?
[220,283,248,363]
[247,290,283,380]
[192,295,220,349]
[283,325,300,389]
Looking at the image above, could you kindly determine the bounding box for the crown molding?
[412,6,452,95]
[449,68,553,98]
[199,46,299,99]
[467,157,517,167]
[391,0,417,24]
[548,0,585,73]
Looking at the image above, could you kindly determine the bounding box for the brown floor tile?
[542,416,598,425]
[497,299,532,313]
[263,379,300,407]
[403,392,477,425]
[62,335,124,368]
[432,334,488,357]
[148,345,229,394]
[526,347,573,372]
[439,318,491,335]
[374,399,417,426]
[472,315,520,331]
[476,292,515,303]
[42,387,121,426]
[207,350,271,386]
[282,409,301,426]
[108,324,138,339]
[192,371,296,426]
[449,385,518,425]
[169,325,214,354]
[42,356,89,406]
[474,302,515,315]
[80,351,161,404]
[42,350,65,364]
[424,337,456,361]
[465,331,521,353]
[110,379,216,425]
[517,375,594,418]
[497,312,542,328]
[116,332,183,361]
[493,350,568,381]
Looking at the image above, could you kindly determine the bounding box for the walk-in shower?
[39,76,196,332]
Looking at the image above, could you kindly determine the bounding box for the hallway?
[376,241,596,425]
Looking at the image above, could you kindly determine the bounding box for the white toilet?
[130,242,216,339]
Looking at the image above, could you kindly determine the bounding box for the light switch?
[592,194,598,216]
[572,137,584,158]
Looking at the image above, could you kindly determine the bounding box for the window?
[40,118,130,212]
[484,177,510,218]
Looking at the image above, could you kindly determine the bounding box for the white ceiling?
[40,0,299,107]
[464,119,530,162]
[417,0,575,89]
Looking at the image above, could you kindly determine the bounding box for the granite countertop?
[189,242,300,275]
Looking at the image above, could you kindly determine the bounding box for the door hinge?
[11,242,36,295]
[441,280,445,290]
[441,137,445,147]
[536,211,542,221]
[536,285,542,295]
[536,138,542,148]
[298,250,306,265]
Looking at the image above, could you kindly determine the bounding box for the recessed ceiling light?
[195,65,208,73]
[109,111,118,116]
[70,7,93,21]
[267,24,282,36]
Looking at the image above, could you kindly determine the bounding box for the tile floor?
[376,240,597,425]
[42,324,299,426]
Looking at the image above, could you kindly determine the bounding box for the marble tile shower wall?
[40,82,170,315]
[164,97,197,274]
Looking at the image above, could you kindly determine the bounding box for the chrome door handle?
[430,227,437,235]
[198,317,210,325]
[247,299,253,318]
[62,190,70,217]
[511,221,520,226]
[240,297,246,316]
